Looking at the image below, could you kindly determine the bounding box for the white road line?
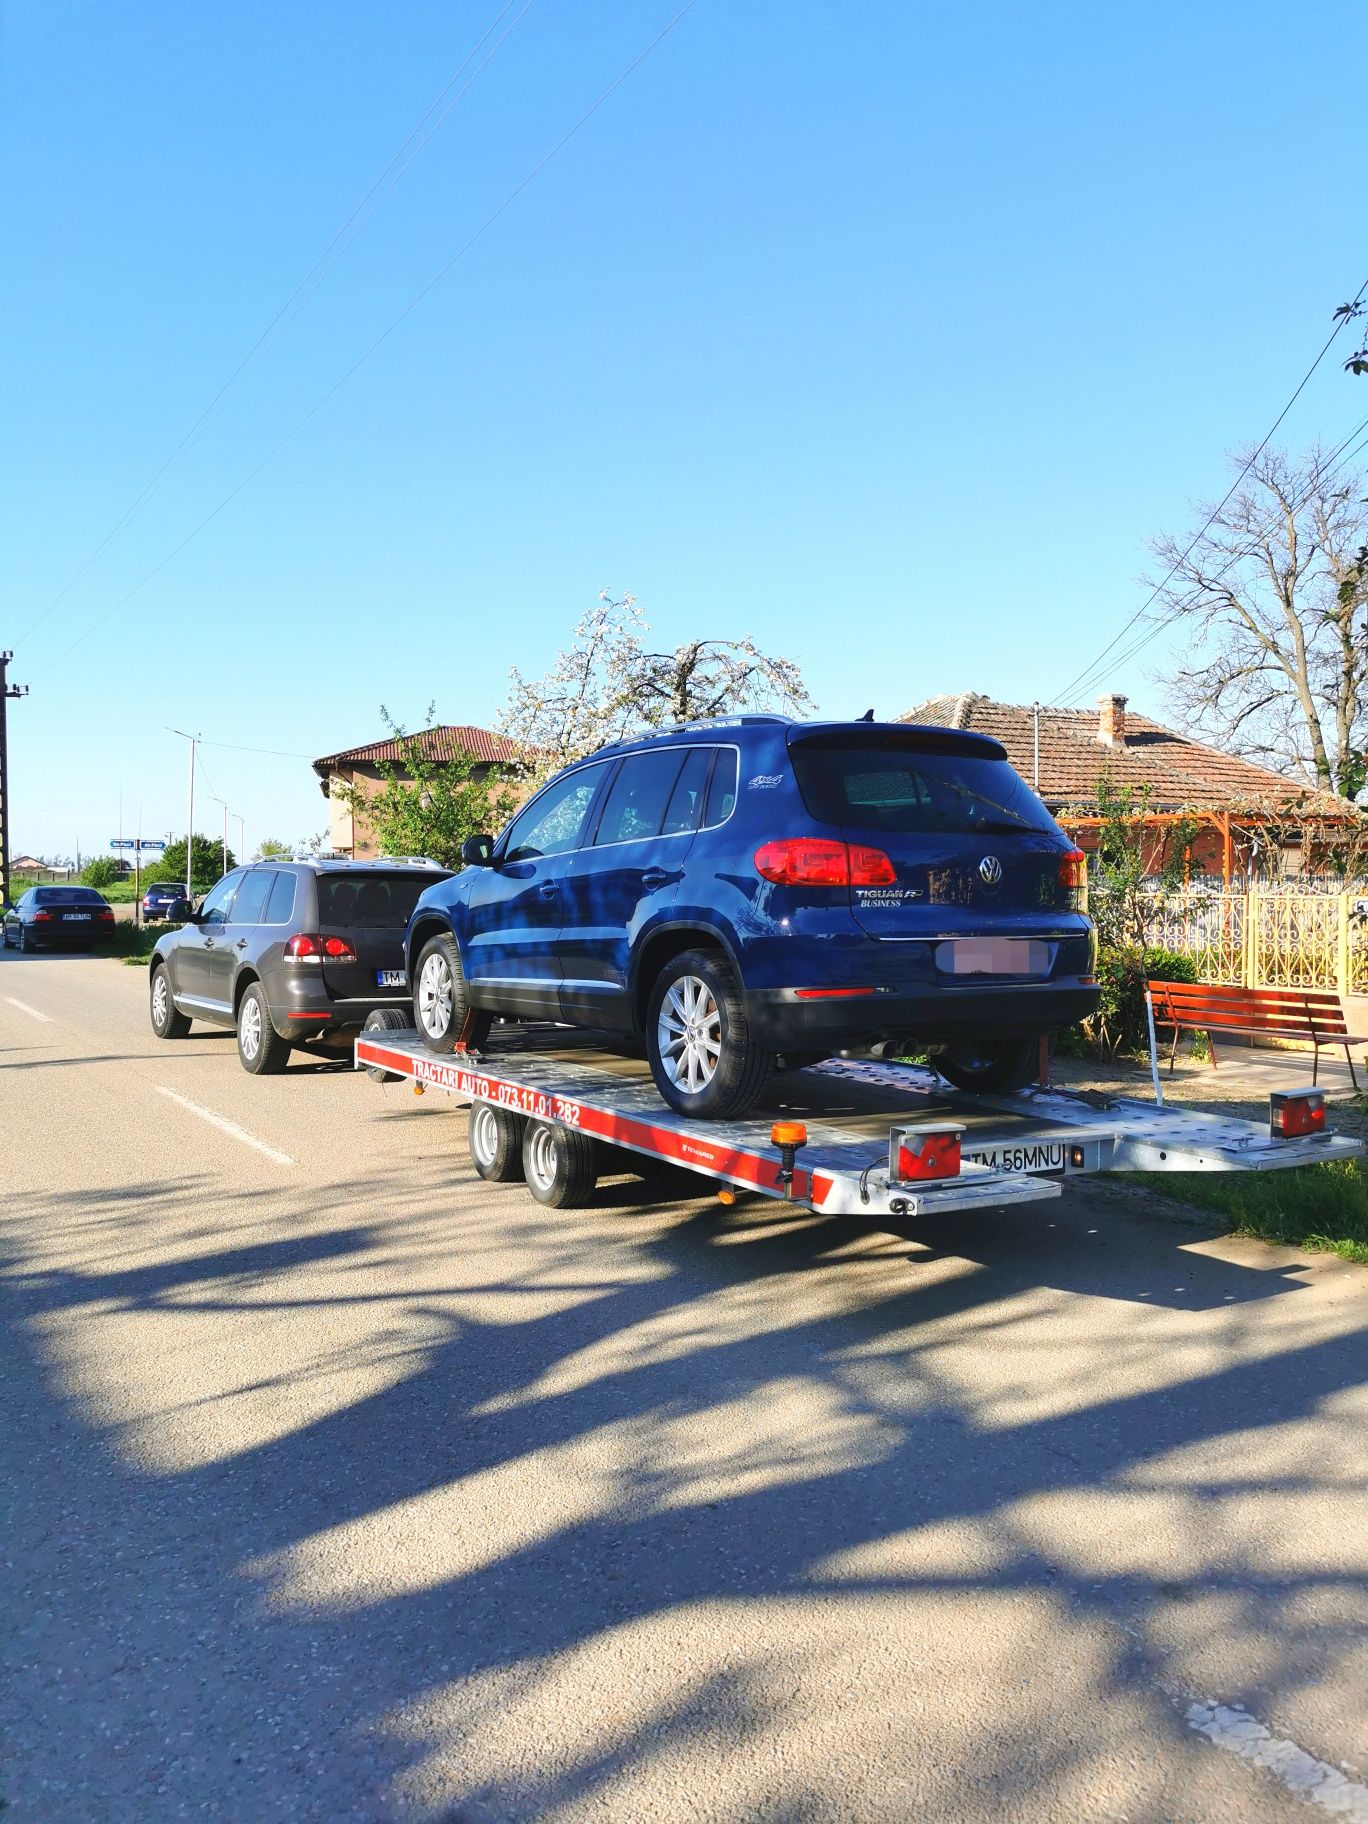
[1185,1702,1368,1819]
[5,996,52,1023]
[154,1086,294,1167]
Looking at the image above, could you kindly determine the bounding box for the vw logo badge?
[978,855,1003,885]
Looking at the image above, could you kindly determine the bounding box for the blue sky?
[2,0,1363,860]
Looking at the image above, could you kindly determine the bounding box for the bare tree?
[1149,446,1368,800]
[501,593,813,777]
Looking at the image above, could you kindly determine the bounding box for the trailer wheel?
[469,1103,527,1182]
[362,1006,409,1083]
[521,1120,598,1208]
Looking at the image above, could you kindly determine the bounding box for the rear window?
[34,887,105,905]
[317,872,443,930]
[791,743,1057,837]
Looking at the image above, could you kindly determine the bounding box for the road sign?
[109,838,166,852]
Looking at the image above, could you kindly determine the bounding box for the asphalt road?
[2,950,1365,1824]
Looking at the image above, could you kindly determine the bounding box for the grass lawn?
[1139,1160,1368,1265]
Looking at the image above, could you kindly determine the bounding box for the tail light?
[754,839,897,887]
[1059,848,1086,906]
[285,932,357,962]
[32,910,52,923]
[1270,1089,1326,1139]
[98,907,114,919]
[889,1122,964,1183]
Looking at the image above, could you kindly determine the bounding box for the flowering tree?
[501,593,813,778]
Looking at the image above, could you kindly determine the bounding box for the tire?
[936,1035,1042,1094]
[646,947,774,1120]
[236,981,290,1075]
[362,1006,409,1083]
[17,925,30,953]
[521,1119,598,1208]
[413,932,491,1055]
[149,963,192,1039]
[468,1103,527,1182]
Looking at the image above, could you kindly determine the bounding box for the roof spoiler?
[785,722,1008,761]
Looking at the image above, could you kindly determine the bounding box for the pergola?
[1057,804,1366,888]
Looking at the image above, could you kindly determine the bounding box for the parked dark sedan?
[3,886,116,951]
[142,881,186,920]
[147,858,449,1073]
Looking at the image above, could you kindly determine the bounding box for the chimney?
[1097,693,1127,747]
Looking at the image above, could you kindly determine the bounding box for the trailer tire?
[936,1035,1041,1094]
[362,1006,409,1082]
[413,932,491,1055]
[469,1103,526,1182]
[521,1120,598,1208]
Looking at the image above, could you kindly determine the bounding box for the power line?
[1077,418,1368,697]
[1052,272,1368,707]
[34,0,700,683]
[14,0,533,653]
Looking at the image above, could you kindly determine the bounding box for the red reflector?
[285,933,323,958]
[322,935,357,960]
[892,1127,963,1182]
[288,1011,332,1021]
[1270,1090,1326,1139]
[754,839,896,887]
[793,986,876,999]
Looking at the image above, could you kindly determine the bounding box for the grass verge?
[1138,1160,1368,1264]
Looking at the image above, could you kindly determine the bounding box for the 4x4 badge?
[979,855,1003,885]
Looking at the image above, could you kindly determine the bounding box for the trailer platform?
[355,1025,1361,1221]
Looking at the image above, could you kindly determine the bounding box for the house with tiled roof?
[898,693,1360,880]
[312,725,531,858]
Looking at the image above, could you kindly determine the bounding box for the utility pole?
[169,727,199,901]
[0,652,30,909]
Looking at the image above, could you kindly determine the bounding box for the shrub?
[1087,945,1198,1056]
[80,856,123,888]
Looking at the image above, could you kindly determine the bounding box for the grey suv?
[147,859,449,1073]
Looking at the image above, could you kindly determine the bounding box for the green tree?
[334,707,523,870]
[253,837,291,862]
[146,835,235,891]
[80,856,123,888]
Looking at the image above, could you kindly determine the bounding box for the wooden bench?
[1146,979,1368,1088]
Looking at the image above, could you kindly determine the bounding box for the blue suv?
[404,717,1098,1119]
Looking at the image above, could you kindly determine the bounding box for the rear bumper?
[265,967,410,1039]
[744,980,1100,1051]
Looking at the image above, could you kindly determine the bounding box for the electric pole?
[0,652,30,909]
[169,727,200,901]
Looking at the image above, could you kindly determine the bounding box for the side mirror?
[460,834,494,867]
[170,898,194,922]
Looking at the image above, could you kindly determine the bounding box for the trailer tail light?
[889,1122,964,1183]
[1270,1089,1326,1140]
[754,839,896,887]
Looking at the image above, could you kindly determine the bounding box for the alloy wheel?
[239,993,262,1061]
[418,952,453,1039]
[152,973,169,1031]
[656,974,723,1095]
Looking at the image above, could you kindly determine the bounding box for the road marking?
[5,996,52,1023]
[154,1086,294,1166]
[1185,1702,1368,1819]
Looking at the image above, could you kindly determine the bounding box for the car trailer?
[355,1022,1363,1221]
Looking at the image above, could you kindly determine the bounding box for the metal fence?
[1109,889,1368,997]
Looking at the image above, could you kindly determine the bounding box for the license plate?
[65,912,92,921]
[964,1142,1067,1175]
[375,969,407,988]
[936,938,1050,975]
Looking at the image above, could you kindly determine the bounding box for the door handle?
[538,881,560,900]
[235,939,247,950]
[641,867,671,890]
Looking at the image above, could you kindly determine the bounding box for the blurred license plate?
[375,969,407,988]
[937,938,1049,975]
[65,912,92,921]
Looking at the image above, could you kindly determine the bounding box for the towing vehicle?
[355,1018,1361,1222]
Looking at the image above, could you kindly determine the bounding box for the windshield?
[791,742,1058,837]
[317,872,446,930]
